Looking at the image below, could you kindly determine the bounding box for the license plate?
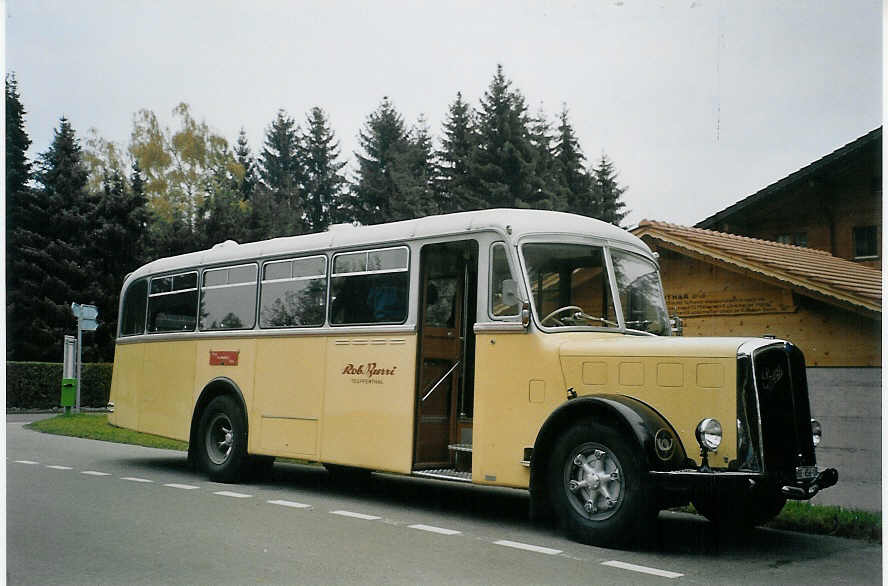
[795,466,818,480]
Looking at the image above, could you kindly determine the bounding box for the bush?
[6,362,113,409]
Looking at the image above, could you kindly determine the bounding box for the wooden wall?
[654,247,881,367]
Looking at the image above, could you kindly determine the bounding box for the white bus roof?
[128,209,651,280]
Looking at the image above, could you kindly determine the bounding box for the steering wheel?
[541,305,583,326]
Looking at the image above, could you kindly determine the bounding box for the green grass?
[26,413,188,451]
[675,501,881,543]
[767,500,881,543]
[25,414,882,542]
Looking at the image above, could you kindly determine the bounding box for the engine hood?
[558,335,755,359]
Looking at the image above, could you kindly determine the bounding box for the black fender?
[188,377,249,464]
[529,394,688,513]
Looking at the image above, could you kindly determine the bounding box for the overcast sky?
[5,0,882,227]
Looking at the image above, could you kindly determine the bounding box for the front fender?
[530,394,689,501]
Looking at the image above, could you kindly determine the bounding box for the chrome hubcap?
[564,443,624,521]
[206,413,234,465]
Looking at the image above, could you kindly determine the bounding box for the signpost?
[69,303,99,412]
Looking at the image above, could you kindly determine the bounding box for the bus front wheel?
[197,395,248,483]
[547,421,655,547]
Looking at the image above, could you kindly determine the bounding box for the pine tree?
[257,110,304,236]
[197,141,251,247]
[554,105,596,217]
[301,107,346,232]
[437,92,483,212]
[11,118,94,361]
[6,74,31,217]
[351,97,410,225]
[473,65,537,209]
[389,115,438,221]
[86,166,149,361]
[234,128,257,201]
[6,74,34,359]
[591,153,629,226]
[527,106,568,210]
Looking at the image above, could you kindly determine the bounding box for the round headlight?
[811,419,822,448]
[695,418,722,452]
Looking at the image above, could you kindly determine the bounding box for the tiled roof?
[696,127,882,229]
[633,220,882,315]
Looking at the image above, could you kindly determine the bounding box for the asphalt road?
[6,416,882,585]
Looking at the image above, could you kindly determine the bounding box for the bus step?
[412,468,472,483]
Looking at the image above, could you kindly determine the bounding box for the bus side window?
[259,256,327,328]
[330,247,409,325]
[200,264,258,331]
[147,272,198,333]
[490,243,520,318]
[119,278,148,336]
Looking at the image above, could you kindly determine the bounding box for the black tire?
[547,420,655,547]
[693,486,786,529]
[196,395,248,483]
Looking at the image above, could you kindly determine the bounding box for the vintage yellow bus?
[108,209,836,546]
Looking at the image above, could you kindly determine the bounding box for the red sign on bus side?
[209,350,239,366]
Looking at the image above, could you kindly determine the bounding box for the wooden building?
[633,221,880,366]
[696,127,882,269]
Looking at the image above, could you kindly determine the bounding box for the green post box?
[61,378,77,411]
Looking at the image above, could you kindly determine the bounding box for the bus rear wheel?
[548,421,654,547]
[197,395,248,483]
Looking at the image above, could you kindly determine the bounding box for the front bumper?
[650,466,839,500]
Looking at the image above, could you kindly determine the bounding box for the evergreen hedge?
[7,362,113,409]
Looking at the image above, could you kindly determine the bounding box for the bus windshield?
[522,243,669,335]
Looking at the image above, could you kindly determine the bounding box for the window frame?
[329,245,411,326]
[488,241,522,320]
[853,225,879,260]
[146,270,200,334]
[198,262,259,332]
[258,254,329,329]
[119,278,149,337]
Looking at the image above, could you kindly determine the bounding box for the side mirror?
[521,302,531,328]
[501,279,520,308]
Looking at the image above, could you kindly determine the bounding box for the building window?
[853,226,879,259]
[776,232,807,247]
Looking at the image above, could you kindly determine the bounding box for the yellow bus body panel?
[108,343,144,431]
[320,334,417,474]
[251,336,326,458]
[137,340,196,441]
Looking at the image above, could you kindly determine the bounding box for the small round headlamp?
[695,418,722,452]
[811,419,822,448]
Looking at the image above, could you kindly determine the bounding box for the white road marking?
[602,560,684,579]
[330,510,381,520]
[121,477,154,483]
[268,499,311,509]
[45,465,73,470]
[164,483,200,490]
[81,471,111,476]
[214,490,252,498]
[408,524,461,536]
[493,540,562,555]
[14,460,39,465]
